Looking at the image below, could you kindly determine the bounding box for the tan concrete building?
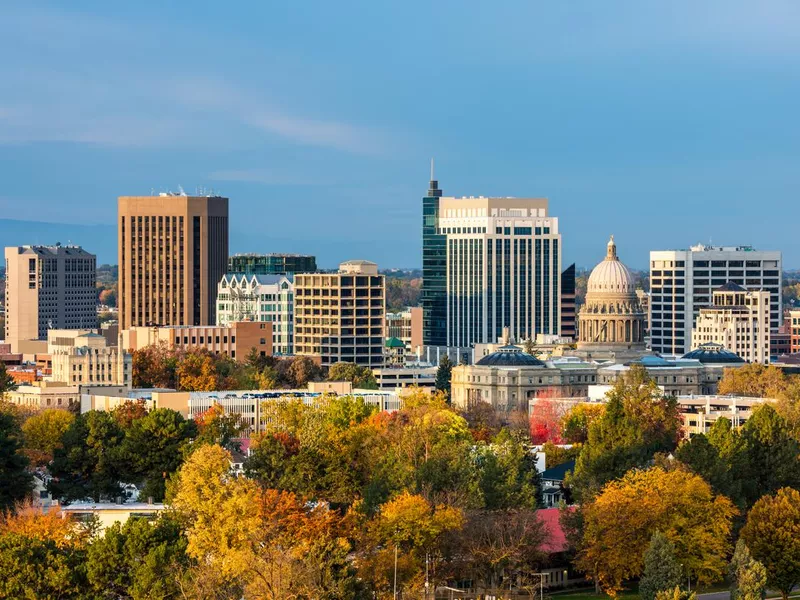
[294,260,385,369]
[4,245,97,353]
[384,307,423,357]
[48,330,131,387]
[121,321,272,360]
[577,236,646,360]
[692,283,770,364]
[118,194,229,330]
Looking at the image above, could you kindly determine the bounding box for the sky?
[0,1,799,269]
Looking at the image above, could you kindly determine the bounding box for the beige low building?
[6,382,129,411]
[121,321,272,360]
[679,394,767,438]
[61,502,164,531]
[451,346,597,413]
[691,283,770,364]
[48,330,131,387]
[373,364,437,390]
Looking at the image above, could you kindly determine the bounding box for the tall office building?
[437,196,561,347]
[650,245,782,355]
[294,260,385,368]
[228,253,317,276]
[421,168,446,346]
[4,245,97,353]
[118,193,229,330]
[560,264,576,339]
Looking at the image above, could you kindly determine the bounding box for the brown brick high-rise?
[118,194,229,330]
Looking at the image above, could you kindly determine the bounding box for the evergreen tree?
[640,531,683,600]
[435,355,453,398]
[0,362,16,397]
[0,412,32,510]
[730,539,767,600]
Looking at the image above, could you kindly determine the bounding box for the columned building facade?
[577,236,645,357]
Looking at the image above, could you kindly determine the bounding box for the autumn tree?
[110,399,149,428]
[286,356,323,388]
[570,365,681,500]
[461,399,501,442]
[575,467,736,597]
[359,491,464,596]
[452,508,547,590]
[195,403,247,452]
[0,500,89,549]
[327,362,378,389]
[529,396,567,444]
[0,411,32,509]
[131,341,182,389]
[639,532,682,600]
[541,440,581,469]
[741,487,800,600]
[21,408,75,466]
[718,363,788,398]
[561,402,605,444]
[49,411,125,502]
[176,347,219,391]
[730,539,767,600]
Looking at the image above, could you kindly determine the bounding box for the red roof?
[537,507,571,553]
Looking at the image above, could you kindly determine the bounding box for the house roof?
[540,459,575,482]
[717,281,745,292]
[537,507,570,554]
[475,345,545,367]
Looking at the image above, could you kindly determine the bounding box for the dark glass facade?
[422,179,446,346]
[560,263,576,338]
[228,254,317,276]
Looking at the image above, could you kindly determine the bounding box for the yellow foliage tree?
[717,364,788,398]
[21,408,74,465]
[576,467,736,597]
[176,349,219,391]
[0,500,87,549]
[169,444,260,580]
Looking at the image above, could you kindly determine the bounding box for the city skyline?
[1,2,799,268]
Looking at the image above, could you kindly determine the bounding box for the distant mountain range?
[0,219,117,264]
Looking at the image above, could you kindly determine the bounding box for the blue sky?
[1,1,799,268]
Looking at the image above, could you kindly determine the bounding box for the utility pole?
[393,543,398,599]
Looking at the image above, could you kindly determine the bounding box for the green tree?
[675,433,743,507]
[640,531,683,600]
[730,539,767,600]
[476,429,542,509]
[121,408,197,501]
[741,487,800,600]
[0,533,87,599]
[0,412,32,510]
[435,355,453,398]
[0,362,16,397]
[21,408,75,466]
[740,405,800,505]
[86,515,189,600]
[570,365,680,500]
[327,362,378,389]
[49,411,125,502]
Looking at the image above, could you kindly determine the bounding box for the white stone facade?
[649,245,781,355]
[692,286,770,364]
[216,274,294,355]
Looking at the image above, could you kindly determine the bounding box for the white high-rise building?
[216,274,294,355]
[437,196,561,347]
[691,284,770,364]
[649,245,782,355]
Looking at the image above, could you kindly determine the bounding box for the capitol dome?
[587,236,636,294]
[577,235,645,351]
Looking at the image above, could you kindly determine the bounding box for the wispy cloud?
[0,7,385,154]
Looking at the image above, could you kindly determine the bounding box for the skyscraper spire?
[427,158,442,197]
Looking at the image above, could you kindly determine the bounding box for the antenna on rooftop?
[430,157,435,180]
[177,184,186,196]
